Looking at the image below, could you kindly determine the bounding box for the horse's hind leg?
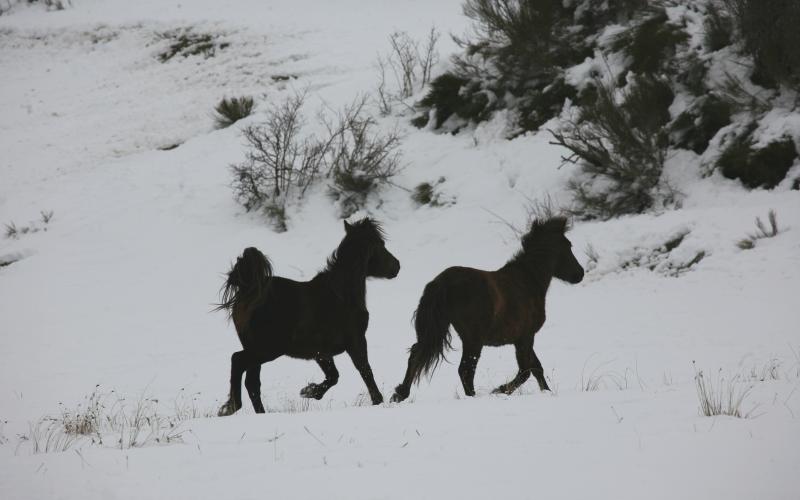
[458,342,483,397]
[300,356,339,400]
[219,350,251,416]
[492,339,534,395]
[245,365,265,413]
[220,350,279,416]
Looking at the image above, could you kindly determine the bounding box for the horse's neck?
[503,252,555,296]
[323,262,368,309]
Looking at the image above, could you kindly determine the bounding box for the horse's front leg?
[347,336,383,405]
[300,356,339,400]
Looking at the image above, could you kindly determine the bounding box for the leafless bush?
[325,97,402,216]
[376,27,440,115]
[737,209,780,249]
[694,366,755,418]
[230,92,326,230]
[232,93,402,226]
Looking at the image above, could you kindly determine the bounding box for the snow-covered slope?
[1,2,798,499]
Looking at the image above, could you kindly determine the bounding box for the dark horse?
[216,218,400,416]
[391,216,583,402]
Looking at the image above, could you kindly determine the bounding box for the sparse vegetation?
[694,365,755,418]
[214,96,255,128]
[737,209,781,249]
[411,177,450,207]
[157,28,229,62]
[4,210,54,239]
[15,387,193,455]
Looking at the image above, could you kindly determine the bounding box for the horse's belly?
[285,331,346,359]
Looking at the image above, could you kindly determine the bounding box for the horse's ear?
[344,220,352,233]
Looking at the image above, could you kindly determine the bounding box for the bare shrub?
[231,93,402,227]
[737,209,780,249]
[376,27,440,115]
[326,97,402,216]
[694,366,755,418]
[550,77,674,219]
[214,96,254,129]
[230,92,324,230]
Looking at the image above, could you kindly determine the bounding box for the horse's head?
[521,216,584,284]
[343,218,400,279]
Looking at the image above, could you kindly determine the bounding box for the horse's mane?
[506,215,570,282]
[321,218,385,306]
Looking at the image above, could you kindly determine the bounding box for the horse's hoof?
[390,392,406,403]
[217,401,241,417]
[300,383,324,400]
[371,393,384,405]
[491,386,512,395]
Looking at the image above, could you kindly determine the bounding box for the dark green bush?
[551,78,672,219]
[671,95,733,154]
[717,127,798,188]
[703,2,733,51]
[214,96,254,129]
[416,73,492,129]
[723,0,800,90]
[516,76,577,132]
[610,8,689,75]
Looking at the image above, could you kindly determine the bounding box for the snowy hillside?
[1,1,799,499]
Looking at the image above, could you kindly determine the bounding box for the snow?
[1,1,799,499]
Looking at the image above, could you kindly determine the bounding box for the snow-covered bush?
[716,125,798,189]
[722,0,800,90]
[703,1,733,52]
[551,77,675,219]
[213,96,254,129]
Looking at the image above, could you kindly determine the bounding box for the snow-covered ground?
[1,1,799,499]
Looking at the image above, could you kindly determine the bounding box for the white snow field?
[1,1,799,499]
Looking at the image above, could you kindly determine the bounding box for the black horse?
[216,218,400,416]
[391,216,583,402]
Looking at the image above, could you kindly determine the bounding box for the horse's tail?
[215,247,273,318]
[407,277,452,384]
